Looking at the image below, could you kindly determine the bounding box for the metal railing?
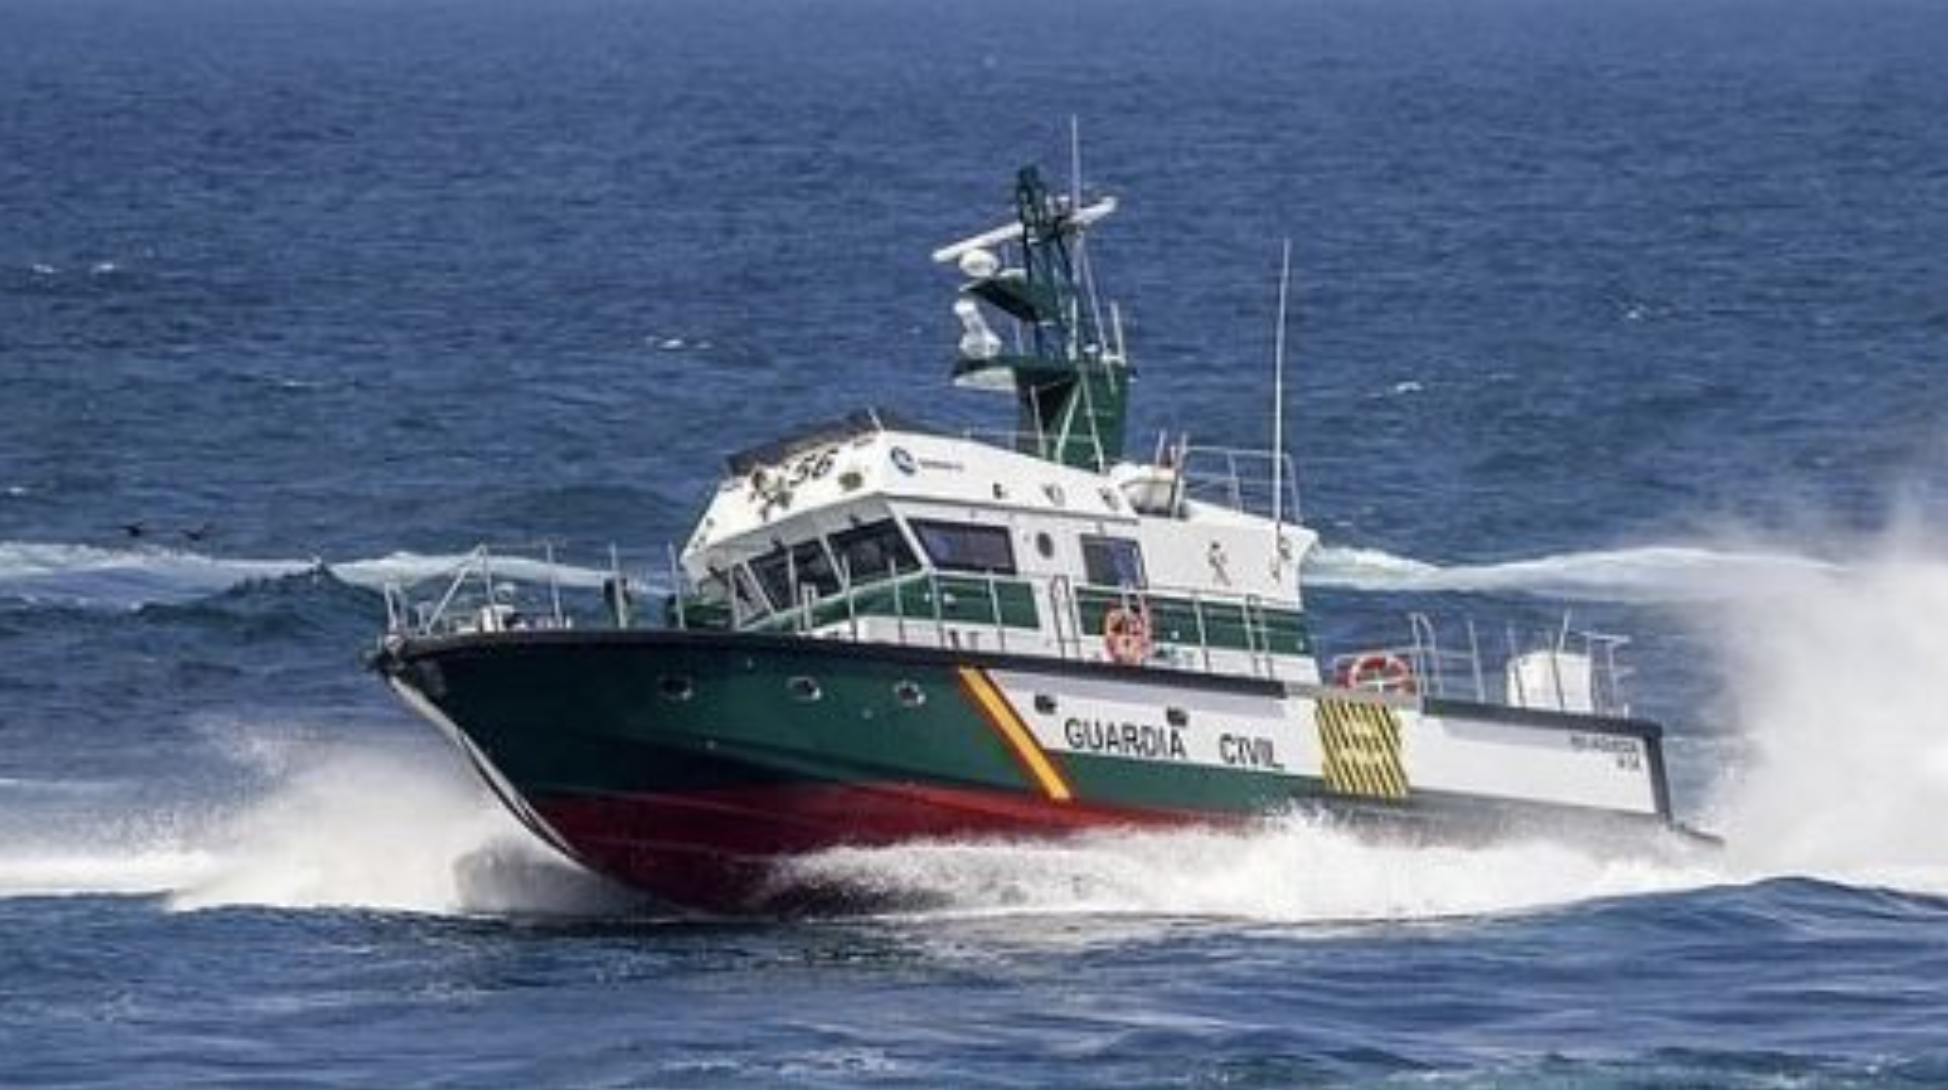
[380,541,1313,681]
[377,545,1638,711]
[953,431,1299,521]
[727,563,1306,676]
[1328,612,1632,716]
[380,542,675,640]
[1175,445,1300,522]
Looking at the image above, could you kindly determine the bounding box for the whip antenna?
[1271,238,1293,530]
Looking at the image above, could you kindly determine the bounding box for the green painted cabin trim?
[673,574,1311,659]
[1071,587,1310,656]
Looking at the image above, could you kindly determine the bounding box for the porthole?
[788,675,823,702]
[1165,707,1189,727]
[893,680,926,708]
[1034,532,1056,559]
[1033,693,1058,714]
[658,675,694,702]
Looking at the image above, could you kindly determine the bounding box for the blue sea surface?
[5,0,1948,1084]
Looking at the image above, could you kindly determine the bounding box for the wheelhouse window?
[730,566,768,616]
[1081,535,1147,589]
[750,538,844,608]
[910,519,1017,575]
[830,520,919,583]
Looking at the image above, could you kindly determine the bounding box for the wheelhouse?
[673,412,1319,682]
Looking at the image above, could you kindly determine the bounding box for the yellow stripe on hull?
[957,667,1074,803]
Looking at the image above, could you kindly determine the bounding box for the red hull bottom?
[533,781,1202,912]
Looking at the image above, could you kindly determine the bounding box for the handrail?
[380,541,669,639]
[930,570,946,648]
[737,563,1305,646]
[1332,614,1633,715]
[1176,445,1301,521]
[986,570,1008,652]
[380,545,1637,711]
[952,430,1298,519]
[1190,589,1212,673]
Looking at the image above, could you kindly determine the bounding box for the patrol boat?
[372,165,1686,911]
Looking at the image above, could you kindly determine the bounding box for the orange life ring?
[1337,652,1417,694]
[1103,605,1152,665]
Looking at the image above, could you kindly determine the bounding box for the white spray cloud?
[1706,530,1948,895]
[0,729,636,917]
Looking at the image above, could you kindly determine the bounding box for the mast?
[933,166,1129,472]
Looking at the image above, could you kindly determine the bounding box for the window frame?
[748,537,845,610]
[908,518,1019,576]
[1080,533,1148,590]
[829,519,921,585]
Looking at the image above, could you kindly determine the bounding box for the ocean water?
[5,0,1948,1084]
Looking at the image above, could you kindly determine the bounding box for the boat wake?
[1306,542,1836,602]
[782,818,1723,924]
[0,540,619,611]
[3,533,1944,923]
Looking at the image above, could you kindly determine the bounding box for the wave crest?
[0,540,617,611]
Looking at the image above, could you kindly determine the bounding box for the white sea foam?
[1307,542,1835,602]
[787,818,1721,924]
[0,848,221,899]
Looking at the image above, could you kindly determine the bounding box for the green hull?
[374,630,1674,909]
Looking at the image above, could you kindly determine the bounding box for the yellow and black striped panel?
[1314,699,1409,800]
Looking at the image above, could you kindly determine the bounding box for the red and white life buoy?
[1336,652,1417,694]
[1103,605,1153,666]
